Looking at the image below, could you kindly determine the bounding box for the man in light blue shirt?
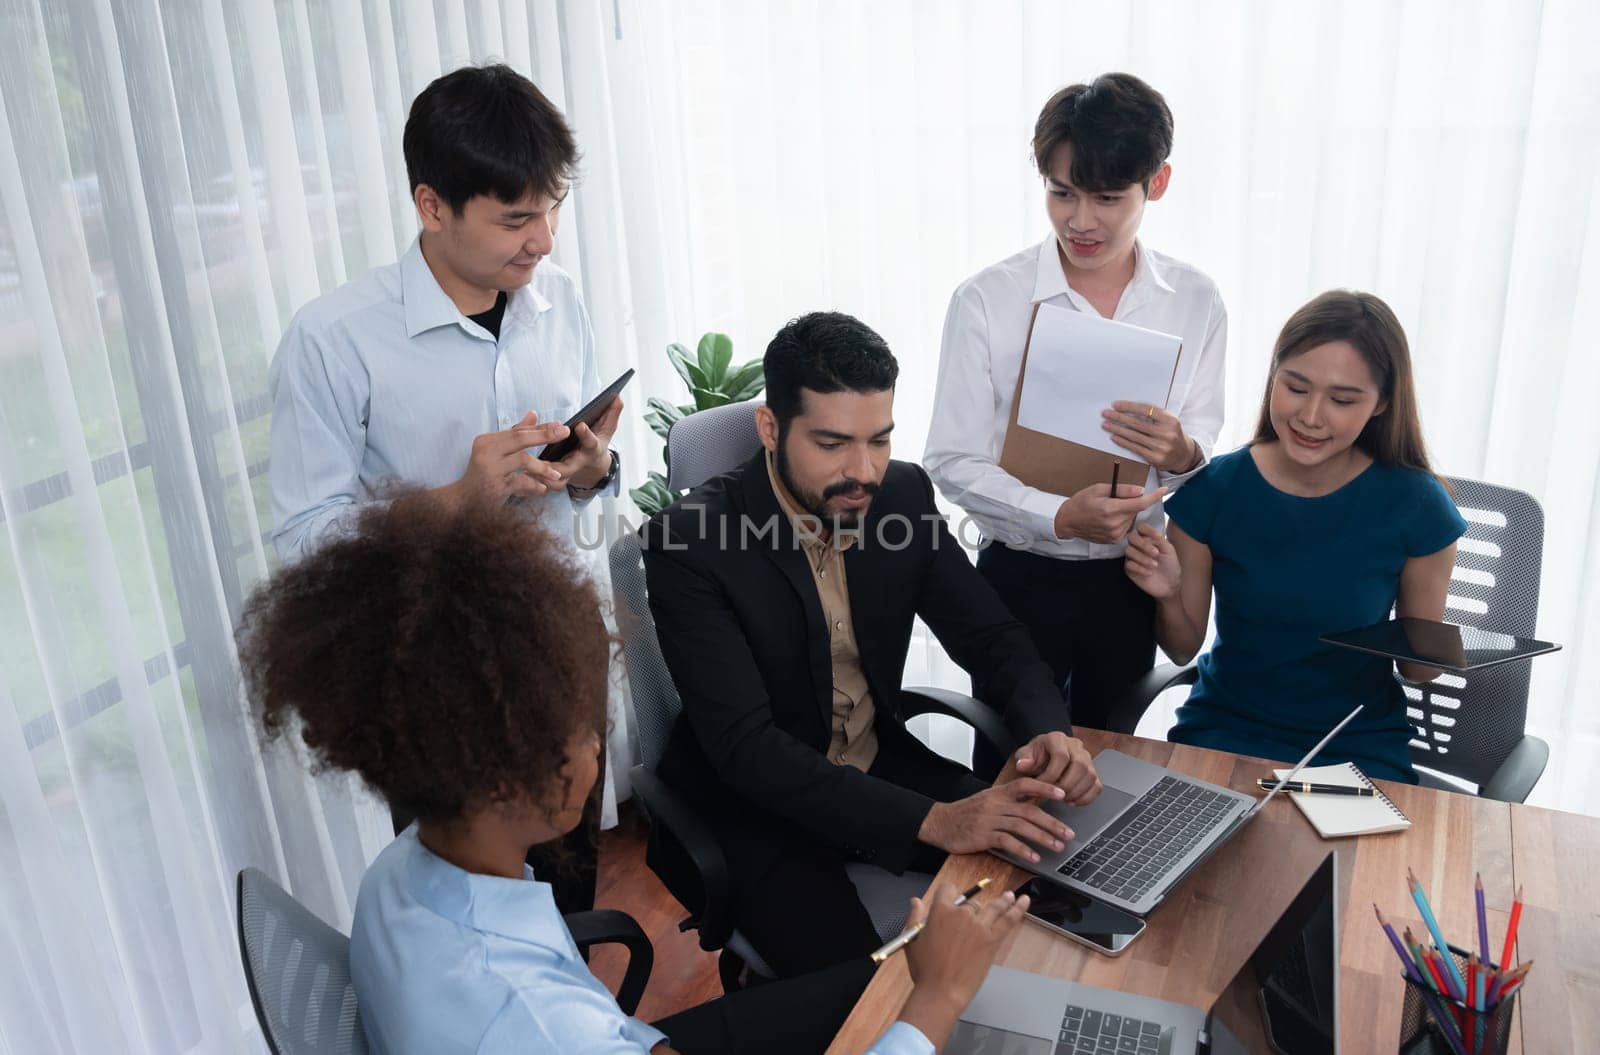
[270,64,623,565]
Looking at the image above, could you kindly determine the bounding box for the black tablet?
[537,369,635,461]
[1319,617,1559,672]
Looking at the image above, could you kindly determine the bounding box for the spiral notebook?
[1270,762,1411,838]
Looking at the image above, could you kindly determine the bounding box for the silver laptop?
[997,706,1362,917]
[951,851,1340,1055]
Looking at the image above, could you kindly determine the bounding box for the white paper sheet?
[1016,302,1182,458]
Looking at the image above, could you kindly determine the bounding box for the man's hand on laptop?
[918,779,1074,863]
[1004,732,1102,805]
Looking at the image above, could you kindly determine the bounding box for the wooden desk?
[828,729,1600,1054]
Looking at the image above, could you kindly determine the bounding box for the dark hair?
[238,491,610,824]
[762,312,900,427]
[1251,290,1438,476]
[1032,73,1174,192]
[403,64,580,213]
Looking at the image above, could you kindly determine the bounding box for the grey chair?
[236,868,655,1053]
[664,399,767,493]
[1108,477,1550,802]
[613,401,1016,988]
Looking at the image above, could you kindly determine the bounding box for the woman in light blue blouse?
[240,490,1029,1054]
[1123,290,1467,782]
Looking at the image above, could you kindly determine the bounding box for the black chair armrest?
[564,909,654,1015]
[1479,735,1549,804]
[1102,663,1197,735]
[901,685,1018,759]
[628,764,737,951]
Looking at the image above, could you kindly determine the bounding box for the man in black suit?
[641,312,1103,977]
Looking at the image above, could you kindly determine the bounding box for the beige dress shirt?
[766,454,880,771]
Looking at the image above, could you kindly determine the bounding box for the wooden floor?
[590,804,724,1023]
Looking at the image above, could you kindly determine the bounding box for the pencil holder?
[1397,944,1517,1055]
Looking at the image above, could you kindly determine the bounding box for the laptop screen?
[1204,852,1338,1055]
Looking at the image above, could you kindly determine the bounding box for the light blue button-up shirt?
[350,827,934,1055]
[269,237,614,563]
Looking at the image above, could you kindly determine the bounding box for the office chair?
[1106,477,1550,803]
[613,401,1017,988]
[236,868,654,1054]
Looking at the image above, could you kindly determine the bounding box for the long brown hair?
[1252,290,1437,476]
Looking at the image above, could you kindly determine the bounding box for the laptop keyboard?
[1057,776,1236,903]
[1059,1004,1162,1053]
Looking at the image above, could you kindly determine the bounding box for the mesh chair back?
[665,401,764,492]
[236,868,367,1055]
[1405,478,1544,788]
[619,402,762,767]
[611,531,682,770]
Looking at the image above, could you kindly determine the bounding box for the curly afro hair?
[239,491,611,823]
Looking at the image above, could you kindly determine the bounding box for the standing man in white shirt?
[269,64,622,566]
[924,73,1226,749]
[268,63,622,912]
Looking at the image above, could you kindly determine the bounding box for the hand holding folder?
[1101,401,1200,473]
[1001,302,1184,504]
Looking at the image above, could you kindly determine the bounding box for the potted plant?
[629,332,765,517]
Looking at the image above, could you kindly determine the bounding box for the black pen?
[870,878,991,962]
[1257,778,1375,796]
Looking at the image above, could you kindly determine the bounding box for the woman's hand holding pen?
[897,882,1030,1051]
[1123,522,1181,599]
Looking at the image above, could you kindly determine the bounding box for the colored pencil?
[1467,964,1479,1055]
[1410,869,1469,996]
[1495,960,1534,1003]
[1475,873,1490,966]
[1485,963,1506,1006]
[1432,947,1466,1002]
[1404,927,1432,988]
[1498,885,1522,979]
[1376,905,1423,982]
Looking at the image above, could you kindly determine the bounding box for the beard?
[774,432,881,531]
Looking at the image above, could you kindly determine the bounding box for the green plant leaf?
[644,412,673,441]
[697,332,733,387]
[629,484,666,518]
[691,386,733,410]
[723,360,766,401]
[666,342,709,391]
[646,396,685,423]
[629,472,681,518]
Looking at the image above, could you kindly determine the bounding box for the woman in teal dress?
[1121,290,1467,782]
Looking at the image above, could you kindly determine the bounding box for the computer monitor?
[1204,851,1339,1055]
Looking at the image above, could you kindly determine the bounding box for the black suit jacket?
[640,453,1069,884]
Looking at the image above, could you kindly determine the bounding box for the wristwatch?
[568,448,620,497]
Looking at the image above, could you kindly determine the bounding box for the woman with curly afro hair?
[240,490,1028,1055]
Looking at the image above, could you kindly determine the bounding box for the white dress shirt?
[269,237,616,563]
[924,236,1226,560]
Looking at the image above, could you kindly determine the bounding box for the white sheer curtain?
[5,0,1600,1051]
[0,2,651,1052]
[596,0,1600,815]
